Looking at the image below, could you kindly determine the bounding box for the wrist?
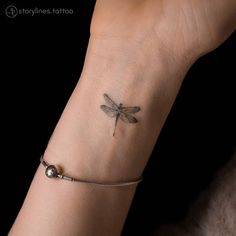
[45,35,194,182]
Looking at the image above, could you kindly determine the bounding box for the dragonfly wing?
[103,94,118,109]
[121,106,140,113]
[100,105,117,117]
[120,112,138,123]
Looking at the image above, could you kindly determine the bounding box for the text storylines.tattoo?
[100,93,141,136]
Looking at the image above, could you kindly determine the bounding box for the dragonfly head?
[119,103,123,108]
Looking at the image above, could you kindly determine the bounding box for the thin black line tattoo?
[100,93,141,136]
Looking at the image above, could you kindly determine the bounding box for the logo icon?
[5,5,18,18]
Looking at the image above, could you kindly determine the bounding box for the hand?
[91,0,236,61]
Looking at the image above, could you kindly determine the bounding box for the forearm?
[9,36,194,236]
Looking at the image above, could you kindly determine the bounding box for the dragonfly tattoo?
[100,93,141,136]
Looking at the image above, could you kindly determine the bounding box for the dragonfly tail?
[113,115,119,136]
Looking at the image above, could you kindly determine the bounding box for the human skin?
[9,0,236,235]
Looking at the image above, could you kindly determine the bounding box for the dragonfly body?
[113,103,122,136]
[100,94,141,136]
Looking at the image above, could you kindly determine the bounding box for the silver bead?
[45,165,58,178]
